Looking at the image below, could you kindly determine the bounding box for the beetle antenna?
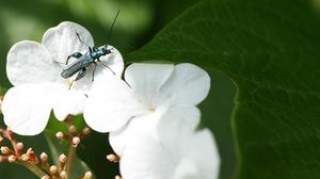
[107,10,120,42]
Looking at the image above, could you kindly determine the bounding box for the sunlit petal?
[2,84,56,135]
[6,41,61,86]
[84,75,148,133]
[124,63,174,107]
[42,21,94,64]
[52,86,88,121]
[159,63,211,105]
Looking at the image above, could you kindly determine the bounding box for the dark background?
[0,0,236,178]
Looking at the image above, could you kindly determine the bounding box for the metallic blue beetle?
[61,10,119,81]
[61,37,115,81]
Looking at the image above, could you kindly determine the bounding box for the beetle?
[60,40,115,81]
[61,11,120,81]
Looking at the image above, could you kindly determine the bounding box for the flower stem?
[16,161,47,178]
[65,142,76,179]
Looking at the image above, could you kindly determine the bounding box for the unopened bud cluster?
[0,118,94,179]
[55,124,91,148]
[0,129,38,164]
[51,119,93,178]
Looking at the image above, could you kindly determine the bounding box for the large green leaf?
[128,0,320,178]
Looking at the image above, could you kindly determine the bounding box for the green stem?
[16,161,47,178]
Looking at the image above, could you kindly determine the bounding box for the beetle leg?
[92,62,97,82]
[66,52,82,65]
[97,59,116,75]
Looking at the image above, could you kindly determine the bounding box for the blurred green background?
[0,0,237,178]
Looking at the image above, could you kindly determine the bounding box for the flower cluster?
[1,22,220,179]
[3,21,123,135]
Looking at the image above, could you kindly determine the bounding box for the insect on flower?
[3,12,125,135]
[61,11,120,81]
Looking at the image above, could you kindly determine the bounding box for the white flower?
[2,21,124,135]
[84,63,220,179]
[85,63,210,133]
[119,122,220,179]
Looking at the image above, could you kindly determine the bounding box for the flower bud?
[8,155,16,163]
[106,154,119,163]
[20,154,29,161]
[56,131,64,140]
[16,142,24,150]
[0,146,11,155]
[25,148,38,162]
[41,175,50,179]
[115,175,122,179]
[60,171,67,179]
[83,171,93,179]
[68,125,77,135]
[40,152,48,163]
[59,154,67,163]
[49,165,58,175]
[26,148,35,156]
[82,127,91,136]
[72,137,80,147]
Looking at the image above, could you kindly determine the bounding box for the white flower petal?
[124,63,174,107]
[173,159,199,179]
[120,133,174,179]
[156,105,201,152]
[2,84,55,135]
[118,116,174,179]
[181,129,220,179]
[158,106,220,179]
[42,21,94,64]
[109,112,161,156]
[119,127,219,179]
[116,103,219,179]
[113,105,199,158]
[109,124,131,156]
[53,86,87,121]
[111,104,196,153]
[6,41,61,86]
[84,75,148,133]
[113,107,191,178]
[159,63,211,105]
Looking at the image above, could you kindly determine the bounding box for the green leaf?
[128,0,320,178]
